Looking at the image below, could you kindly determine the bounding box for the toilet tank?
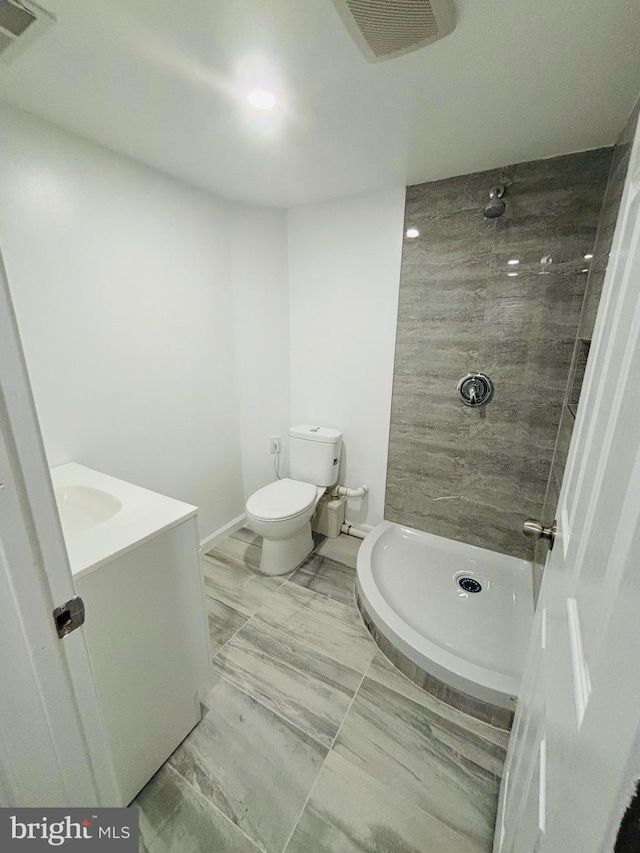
[288,425,343,487]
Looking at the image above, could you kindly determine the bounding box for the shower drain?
[458,577,482,593]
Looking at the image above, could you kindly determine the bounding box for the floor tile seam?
[203,587,258,621]
[301,665,487,843]
[203,572,291,617]
[250,577,357,631]
[209,611,252,660]
[323,549,358,568]
[230,530,258,542]
[203,590,247,616]
[295,542,358,571]
[140,756,207,848]
[336,671,506,800]
[280,555,356,594]
[288,575,357,610]
[342,644,448,749]
[278,577,361,616]
[401,717,504,785]
[205,598,260,623]
[219,615,365,684]
[251,607,375,677]
[202,552,250,571]
[247,576,330,628]
[294,560,356,583]
[313,544,359,570]
[310,550,358,571]
[327,667,368,752]
[159,761,267,853]
[279,729,339,853]
[203,551,292,586]
[211,667,332,754]
[136,795,176,851]
[361,664,507,752]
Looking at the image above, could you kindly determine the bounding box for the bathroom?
[1,0,640,851]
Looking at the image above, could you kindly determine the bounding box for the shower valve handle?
[523,518,556,550]
[457,373,494,407]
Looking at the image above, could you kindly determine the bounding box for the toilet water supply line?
[330,483,369,539]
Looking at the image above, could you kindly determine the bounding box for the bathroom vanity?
[52,463,211,806]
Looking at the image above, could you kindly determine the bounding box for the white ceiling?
[1,0,640,207]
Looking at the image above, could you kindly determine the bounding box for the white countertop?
[51,463,198,578]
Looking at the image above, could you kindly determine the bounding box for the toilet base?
[259,524,314,576]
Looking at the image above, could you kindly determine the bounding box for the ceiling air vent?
[0,0,55,65]
[332,0,455,62]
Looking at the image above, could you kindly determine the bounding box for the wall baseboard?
[200,513,247,553]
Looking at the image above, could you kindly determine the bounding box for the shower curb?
[355,585,514,731]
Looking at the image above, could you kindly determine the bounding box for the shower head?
[483,185,506,219]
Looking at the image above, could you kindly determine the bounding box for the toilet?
[246,425,343,576]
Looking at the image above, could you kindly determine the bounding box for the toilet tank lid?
[289,425,343,444]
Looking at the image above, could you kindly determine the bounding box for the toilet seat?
[246,478,319,522]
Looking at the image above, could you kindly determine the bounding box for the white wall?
[288,188,405,527]
[0,104,257,541]
[229,204,290,500]
[0,103,403,540]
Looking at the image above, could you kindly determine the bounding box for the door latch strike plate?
[53,596,85,639]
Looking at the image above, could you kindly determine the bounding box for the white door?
[496,109,640,852]
[0,248,118,806]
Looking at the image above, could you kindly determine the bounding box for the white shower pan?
[356,521,534,715]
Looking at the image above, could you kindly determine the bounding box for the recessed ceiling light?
[508,272,518,277]
[247,89,276,110]
[507,259,520,265]
[406,228,420,239]
[584,253,593,260]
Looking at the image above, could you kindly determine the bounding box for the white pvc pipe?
[341,523,368,540]
[335,484,369,498]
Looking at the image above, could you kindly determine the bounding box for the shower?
[483,185,506,218]
[387,151,611,558]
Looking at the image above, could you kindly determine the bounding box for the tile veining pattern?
[134,529,508,852]
[386,149,612,560]
[535,98,640,590]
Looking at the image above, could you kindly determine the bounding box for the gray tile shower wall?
[386,149,612,560]
[536,97,640,586]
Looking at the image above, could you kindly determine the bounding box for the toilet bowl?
[246,425,343,576]
[246,478,325,576]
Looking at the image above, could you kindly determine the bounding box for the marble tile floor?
[134,528,508,853]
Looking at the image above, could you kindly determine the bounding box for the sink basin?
[55,485,123,539]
